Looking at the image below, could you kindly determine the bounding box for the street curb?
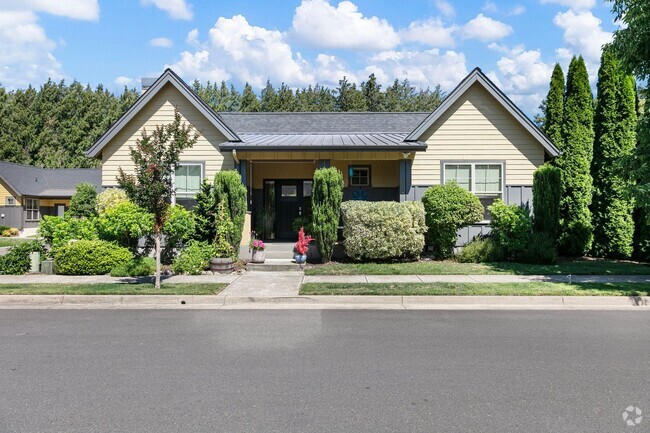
[0,294,648,309]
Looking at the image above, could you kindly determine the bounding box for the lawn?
[305,258,650,276]
[0,238,31,247]
[300,282,650,296]
[0,283,227,295]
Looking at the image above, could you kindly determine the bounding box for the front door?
[275,180,304,240]
[55,204,66,217]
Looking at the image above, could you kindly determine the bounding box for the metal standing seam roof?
[0,161,101,197]
[220,133,427,151]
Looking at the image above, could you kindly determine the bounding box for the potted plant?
[249,237,266,263]
[293,227,314,265]
[210,201,235,273]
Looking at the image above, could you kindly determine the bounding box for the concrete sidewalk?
[302,274,650,284]
[0,274,240,285]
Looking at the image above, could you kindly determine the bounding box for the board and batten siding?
[411,83,545,187]
[100,83,234,187]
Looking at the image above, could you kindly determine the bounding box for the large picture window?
[26,198,39,221]
[175,164,203,199]
[444,162,503,221]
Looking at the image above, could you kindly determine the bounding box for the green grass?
[0,238,31,247]
[305,258,650,276]
[300,282,650,296]
[0,283,227,295]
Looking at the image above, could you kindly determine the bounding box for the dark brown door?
[275,180,303,240]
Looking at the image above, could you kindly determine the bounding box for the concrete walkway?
[302,274,650,284]
[219,271,303,296]
[0,274,239,285]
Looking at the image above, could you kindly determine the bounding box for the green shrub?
[0,225,9,233]
[68,182,98,218]
[421,182,484,259]
[97,201,153,253]
[488,199,532,259]
[39,216,99,251]
[312,167,344,262]
[291,216,312,235]
[110,257,156,277]
[213,170,247,251]
[97,188,129,214]
[54,240,132,275]
[517,232,558,264]
[171,241,214,275]
[532,164,561,240]
[456,237,505,263]
[213,201,235,259]
[341,201,426,261]
[162,205,195,264]
[192,180,217,243]
[0,241,45,275]
[2,227,19,237]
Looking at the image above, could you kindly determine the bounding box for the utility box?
[29,251,41,273]
[41,260,54,275]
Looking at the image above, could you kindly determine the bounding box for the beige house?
[86,68,559,243]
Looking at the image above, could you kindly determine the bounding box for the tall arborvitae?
[591,47,637,258]
[239,83,261,112]
[555,56,594,256]
[543,64,565,148]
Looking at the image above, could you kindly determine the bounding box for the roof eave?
[219,144,427,152]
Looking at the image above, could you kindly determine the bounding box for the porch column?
[399,159,412,202]
[237,159,249,208]
[318,159,331,169]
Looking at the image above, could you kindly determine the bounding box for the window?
[444,163,503,221]
[281,185,297,197]
[303,181,313,197]
[26,198,39,221]
[349,166,370,187]
[175,164,202,198]
[5,197,15,206]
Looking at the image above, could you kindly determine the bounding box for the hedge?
[341,201,426,261]
[54,240,132,275]
[532,164,561,240]
[0,241,45,275]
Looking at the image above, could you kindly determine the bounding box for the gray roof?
[0,161,101,198]
[220,133,426,151]
[218,112,430,134]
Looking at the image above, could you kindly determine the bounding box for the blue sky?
[0,0,618,114]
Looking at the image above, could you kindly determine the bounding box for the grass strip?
[300,282,650,296]
[0,238,31,247]
[0,283,227,296]
[305,259,650,276]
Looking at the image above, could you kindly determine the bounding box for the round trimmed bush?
[54,240,133,275]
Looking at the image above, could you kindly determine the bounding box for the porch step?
[246,259,304,272]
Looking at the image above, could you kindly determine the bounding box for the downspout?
[232,149,240,164]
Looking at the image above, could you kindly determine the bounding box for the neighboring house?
[86,68,559,244]
[0,161,101,230]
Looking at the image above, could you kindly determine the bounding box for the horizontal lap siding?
[101,84,233,186]
[0,180,20,206]
[412,84,544,186]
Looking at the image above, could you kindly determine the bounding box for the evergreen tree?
[336,76,367,111]
[361,74,384,111]
[260,80,278,112]
[591,47,637,258]
[555,56,594,256]
[276,83,297,111]
[239,83,261,112]
[542,64,565,148]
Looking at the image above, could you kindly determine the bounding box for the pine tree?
[276,83,296,111]
[555,56,594,256]
[260,80,278,112]
[543,64,565,148]
[240,83,261,112]
[336,76,367,111]
[361,74,384,111]
[591,47,637,258]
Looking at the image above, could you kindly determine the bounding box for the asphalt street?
[0,310,648,433]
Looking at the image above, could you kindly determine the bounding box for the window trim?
[25,198,40,221]
[348,165,371,187]
[5,196,15,206]
[442,161,505,222]
[174,162,205,199]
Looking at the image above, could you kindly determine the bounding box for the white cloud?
[0,0,99,20]
[186,28,199,45]
[291,0,399,50]
[553,10,612,62]
[150,37,173,47]
[114,76,136,87]
[313,54,358,86]
[400,18,456,47]
[482,1,499,13]
[140,0,192,20]
[540,0,595,11]
[462,14,513,41]
[169,15,314,88]
[508,5,526,16]
[434,0,455,18]
[366,48,468,90]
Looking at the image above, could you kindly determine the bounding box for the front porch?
[235,151,413,242]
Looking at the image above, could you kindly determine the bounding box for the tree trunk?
[155,231,161,290]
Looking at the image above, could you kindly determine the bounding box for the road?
[0,310,648,433]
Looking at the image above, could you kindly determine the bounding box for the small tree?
[213,201,235,259]
[213,170,247,251]
[192,180,217,243]
[96,188,129,214]
[532,164,561,240]
[311,167,344,262]
[68,183,98,218]
[117,109,199,289]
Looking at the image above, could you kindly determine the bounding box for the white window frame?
[174,163,204,200]
[25,198,40,221]
[442,162,504,222]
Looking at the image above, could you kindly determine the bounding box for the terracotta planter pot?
[251,250,265,263]
[210,257,234,274]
